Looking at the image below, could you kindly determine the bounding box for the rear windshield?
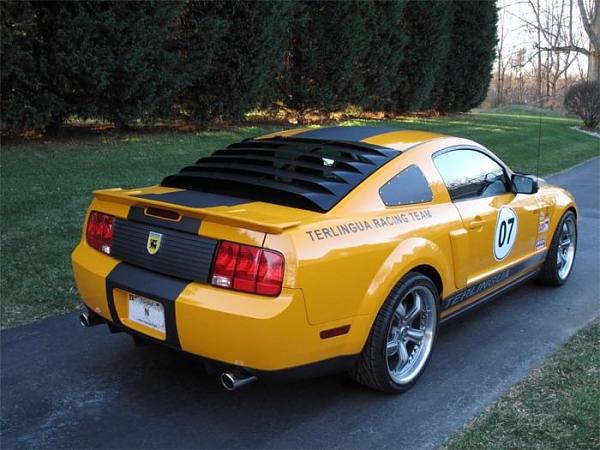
[161,137,400,212]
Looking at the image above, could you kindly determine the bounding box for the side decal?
[494,207,518,260]
[441,251,546,311]
[538,211,550,233]
[535,238,546,251]
[305,208,433,241]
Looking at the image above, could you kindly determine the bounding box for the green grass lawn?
[443,321,600,450]
[1,108,598,328]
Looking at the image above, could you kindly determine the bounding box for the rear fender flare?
[357,237,451,319]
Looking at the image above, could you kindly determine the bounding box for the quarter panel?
[289,202,460,325]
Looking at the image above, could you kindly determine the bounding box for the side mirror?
[512,174,538,194]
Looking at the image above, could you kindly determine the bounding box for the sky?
[497,0,590,77]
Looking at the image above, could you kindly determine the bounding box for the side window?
[434,149,509,202]
[379,165,433,206]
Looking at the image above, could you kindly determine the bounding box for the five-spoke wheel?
[538,210,577,286]
[385,286,436,385]
[350,272,438,393]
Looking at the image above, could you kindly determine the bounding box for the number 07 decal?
[494,207,518,260]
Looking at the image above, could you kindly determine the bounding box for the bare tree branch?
[578,0,600,50]
[540,45,590,54]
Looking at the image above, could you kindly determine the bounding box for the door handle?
[468,216,485,229]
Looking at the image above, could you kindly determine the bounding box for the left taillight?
[211,241,284,297]
[86,211,115,255]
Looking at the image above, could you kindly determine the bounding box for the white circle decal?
[494,207,518,260]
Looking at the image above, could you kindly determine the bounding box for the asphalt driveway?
[1,157,599,449]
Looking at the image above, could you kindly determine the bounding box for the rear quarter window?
[379,165,433,207]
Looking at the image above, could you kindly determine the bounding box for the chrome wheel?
[385,285,436,385]
[557,216,576,280]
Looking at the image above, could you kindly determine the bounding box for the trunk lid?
[94,185,320,235]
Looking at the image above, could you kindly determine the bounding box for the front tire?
[350,272,439,393]
[537,210,577,286]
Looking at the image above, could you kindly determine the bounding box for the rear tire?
[350,272,439,393]
[537,210,577,286]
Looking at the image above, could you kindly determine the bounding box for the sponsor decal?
[304,208,432,241]
[146,231,163,255]
[494,207,518,260]
[535,238,546,251]
[538,217,550,233]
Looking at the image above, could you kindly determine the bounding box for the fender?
[537,186,578,240]
[357,237,453,319]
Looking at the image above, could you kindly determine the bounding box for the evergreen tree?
[1,1,184,133]
[436,0,498,112]
[1,1,97,133]
[1,1,41,132]
[181,0,293,123]
[361,0,408,112]
[280,1,372,117]
[88,1,185,128]
[394,0,453,112]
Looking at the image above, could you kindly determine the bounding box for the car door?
[433,148,539,284]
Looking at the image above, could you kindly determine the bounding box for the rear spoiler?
[93,188,303,235]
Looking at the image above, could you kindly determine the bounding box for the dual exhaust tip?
[220,369,257,391]
[79,310,103,328]
[79,310,257,391]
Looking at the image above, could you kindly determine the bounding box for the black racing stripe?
[135,190,250,208]
[128,206,201,234]
[441,251,547,311]
[105,263,189,349]
[293,126,397,142]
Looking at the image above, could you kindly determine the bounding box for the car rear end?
[71,190,325,373]
[72,135,401,381]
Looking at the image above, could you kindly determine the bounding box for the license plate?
[127,293,165,333]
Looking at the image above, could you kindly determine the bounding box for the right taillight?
[86,211,115,255]
[211,241,284,297]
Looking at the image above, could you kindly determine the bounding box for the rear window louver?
[161,137,400,212]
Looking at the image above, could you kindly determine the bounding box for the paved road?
[2,157,599,449]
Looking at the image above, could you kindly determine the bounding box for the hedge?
[0,0,498,134]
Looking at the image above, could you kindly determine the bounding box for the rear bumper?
[72,242,369,371]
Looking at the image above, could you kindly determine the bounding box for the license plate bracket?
[127,293,166,333]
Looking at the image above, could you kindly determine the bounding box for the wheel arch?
[410,264,443,298]
[357,237,452,320]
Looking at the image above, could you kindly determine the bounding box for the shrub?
[564,81,600,129]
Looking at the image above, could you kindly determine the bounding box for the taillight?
[86,211,115,255]
[211,241,284,296]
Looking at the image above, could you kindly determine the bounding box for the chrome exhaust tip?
[79,311,103,328]
[220,369,257,391]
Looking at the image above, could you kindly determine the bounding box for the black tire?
[537,210,577,286]
[350,272,439,393]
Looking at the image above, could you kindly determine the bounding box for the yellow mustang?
[72,126,578,392]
